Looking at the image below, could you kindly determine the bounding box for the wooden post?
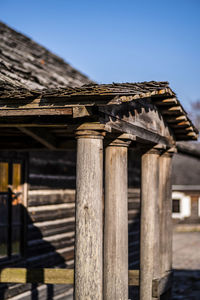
[159,150,174,299]
[104,136,131,300]
[140,148,160,300]
[75,128,105,300]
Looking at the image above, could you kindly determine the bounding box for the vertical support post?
[75,129,105,300]
[159,150,174,299]
[104,136,131,300]
[140,148,160,300]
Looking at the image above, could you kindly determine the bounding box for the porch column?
[75,128,105,300]
[104,135,131,300]
[159,150,174,299]
[140,148,160,300]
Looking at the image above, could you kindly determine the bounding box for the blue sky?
[1,0,200,110]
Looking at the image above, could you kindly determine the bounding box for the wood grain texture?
[0,268,74,284]
[159,153,173,277]
[152,271,173,298]
[0,268,140,285]
[104,143,128,300]
[140,149,160,300]
[75,133,103,299]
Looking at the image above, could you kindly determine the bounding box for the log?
[140,149,160,300]
[75,129,104,299]
[104,137,130,300]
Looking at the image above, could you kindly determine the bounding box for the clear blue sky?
[1,0,200,110]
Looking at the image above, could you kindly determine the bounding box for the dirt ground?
[172,232,200,300]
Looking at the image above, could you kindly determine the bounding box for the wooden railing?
[0,268,172,298]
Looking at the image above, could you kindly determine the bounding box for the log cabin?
[0,22,198,300]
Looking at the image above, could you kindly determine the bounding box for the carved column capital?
[75,129,106,139]
[107,133,135,147]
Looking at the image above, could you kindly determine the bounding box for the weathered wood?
[128,270,139,286]
[104,137,130,300]
[165,115,187,123]
[75,129,104,300]
[17,127,57,150]
[77,122,111,132]
[0,268,140,285]
[0,268,74,284]
[152,271,173,298]
[0,124,69,127]
[161,106,183,115]
[159,152,173,278]
[153,97,178,106]
[99,100,175,147]
[0,108,73,116]
[73,106,92,118]
[140,149,160,300]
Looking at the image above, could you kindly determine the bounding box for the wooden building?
[172,142,200,227]
[0,22,198,300]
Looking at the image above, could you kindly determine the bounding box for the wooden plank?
[0,124,69,127]
[0,268,74,284]
[0,108,73,116]
[128,270,139,286]
[152,271,173,298]
[0,268,140,285]
[17,127,57,150]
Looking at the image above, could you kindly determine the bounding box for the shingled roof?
[0,22,92,91]
[0,22,198,142]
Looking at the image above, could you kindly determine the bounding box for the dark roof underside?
[0,22,92,91]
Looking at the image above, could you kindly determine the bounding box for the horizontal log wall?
[0,150,141,300]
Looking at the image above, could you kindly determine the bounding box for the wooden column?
[140,148,160,300]
[159,150,174,299]
[75,128,105,300]
[104,135,131,300]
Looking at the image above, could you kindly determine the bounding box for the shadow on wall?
[0,203,73,300]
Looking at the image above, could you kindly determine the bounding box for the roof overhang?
[0,81,198,150]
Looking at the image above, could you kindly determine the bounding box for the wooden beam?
[0,124,69,128]
[99,101,175,147]
[128,270,139,286]
[0,268,140,285]
[0,268,74,284]
[17,127,57,150]
[0,108,73,116]
[161,106,183,115]
[153,97,178,106]
[152,271,173,298]
[104,117,172,147]
[165,115,187,123]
